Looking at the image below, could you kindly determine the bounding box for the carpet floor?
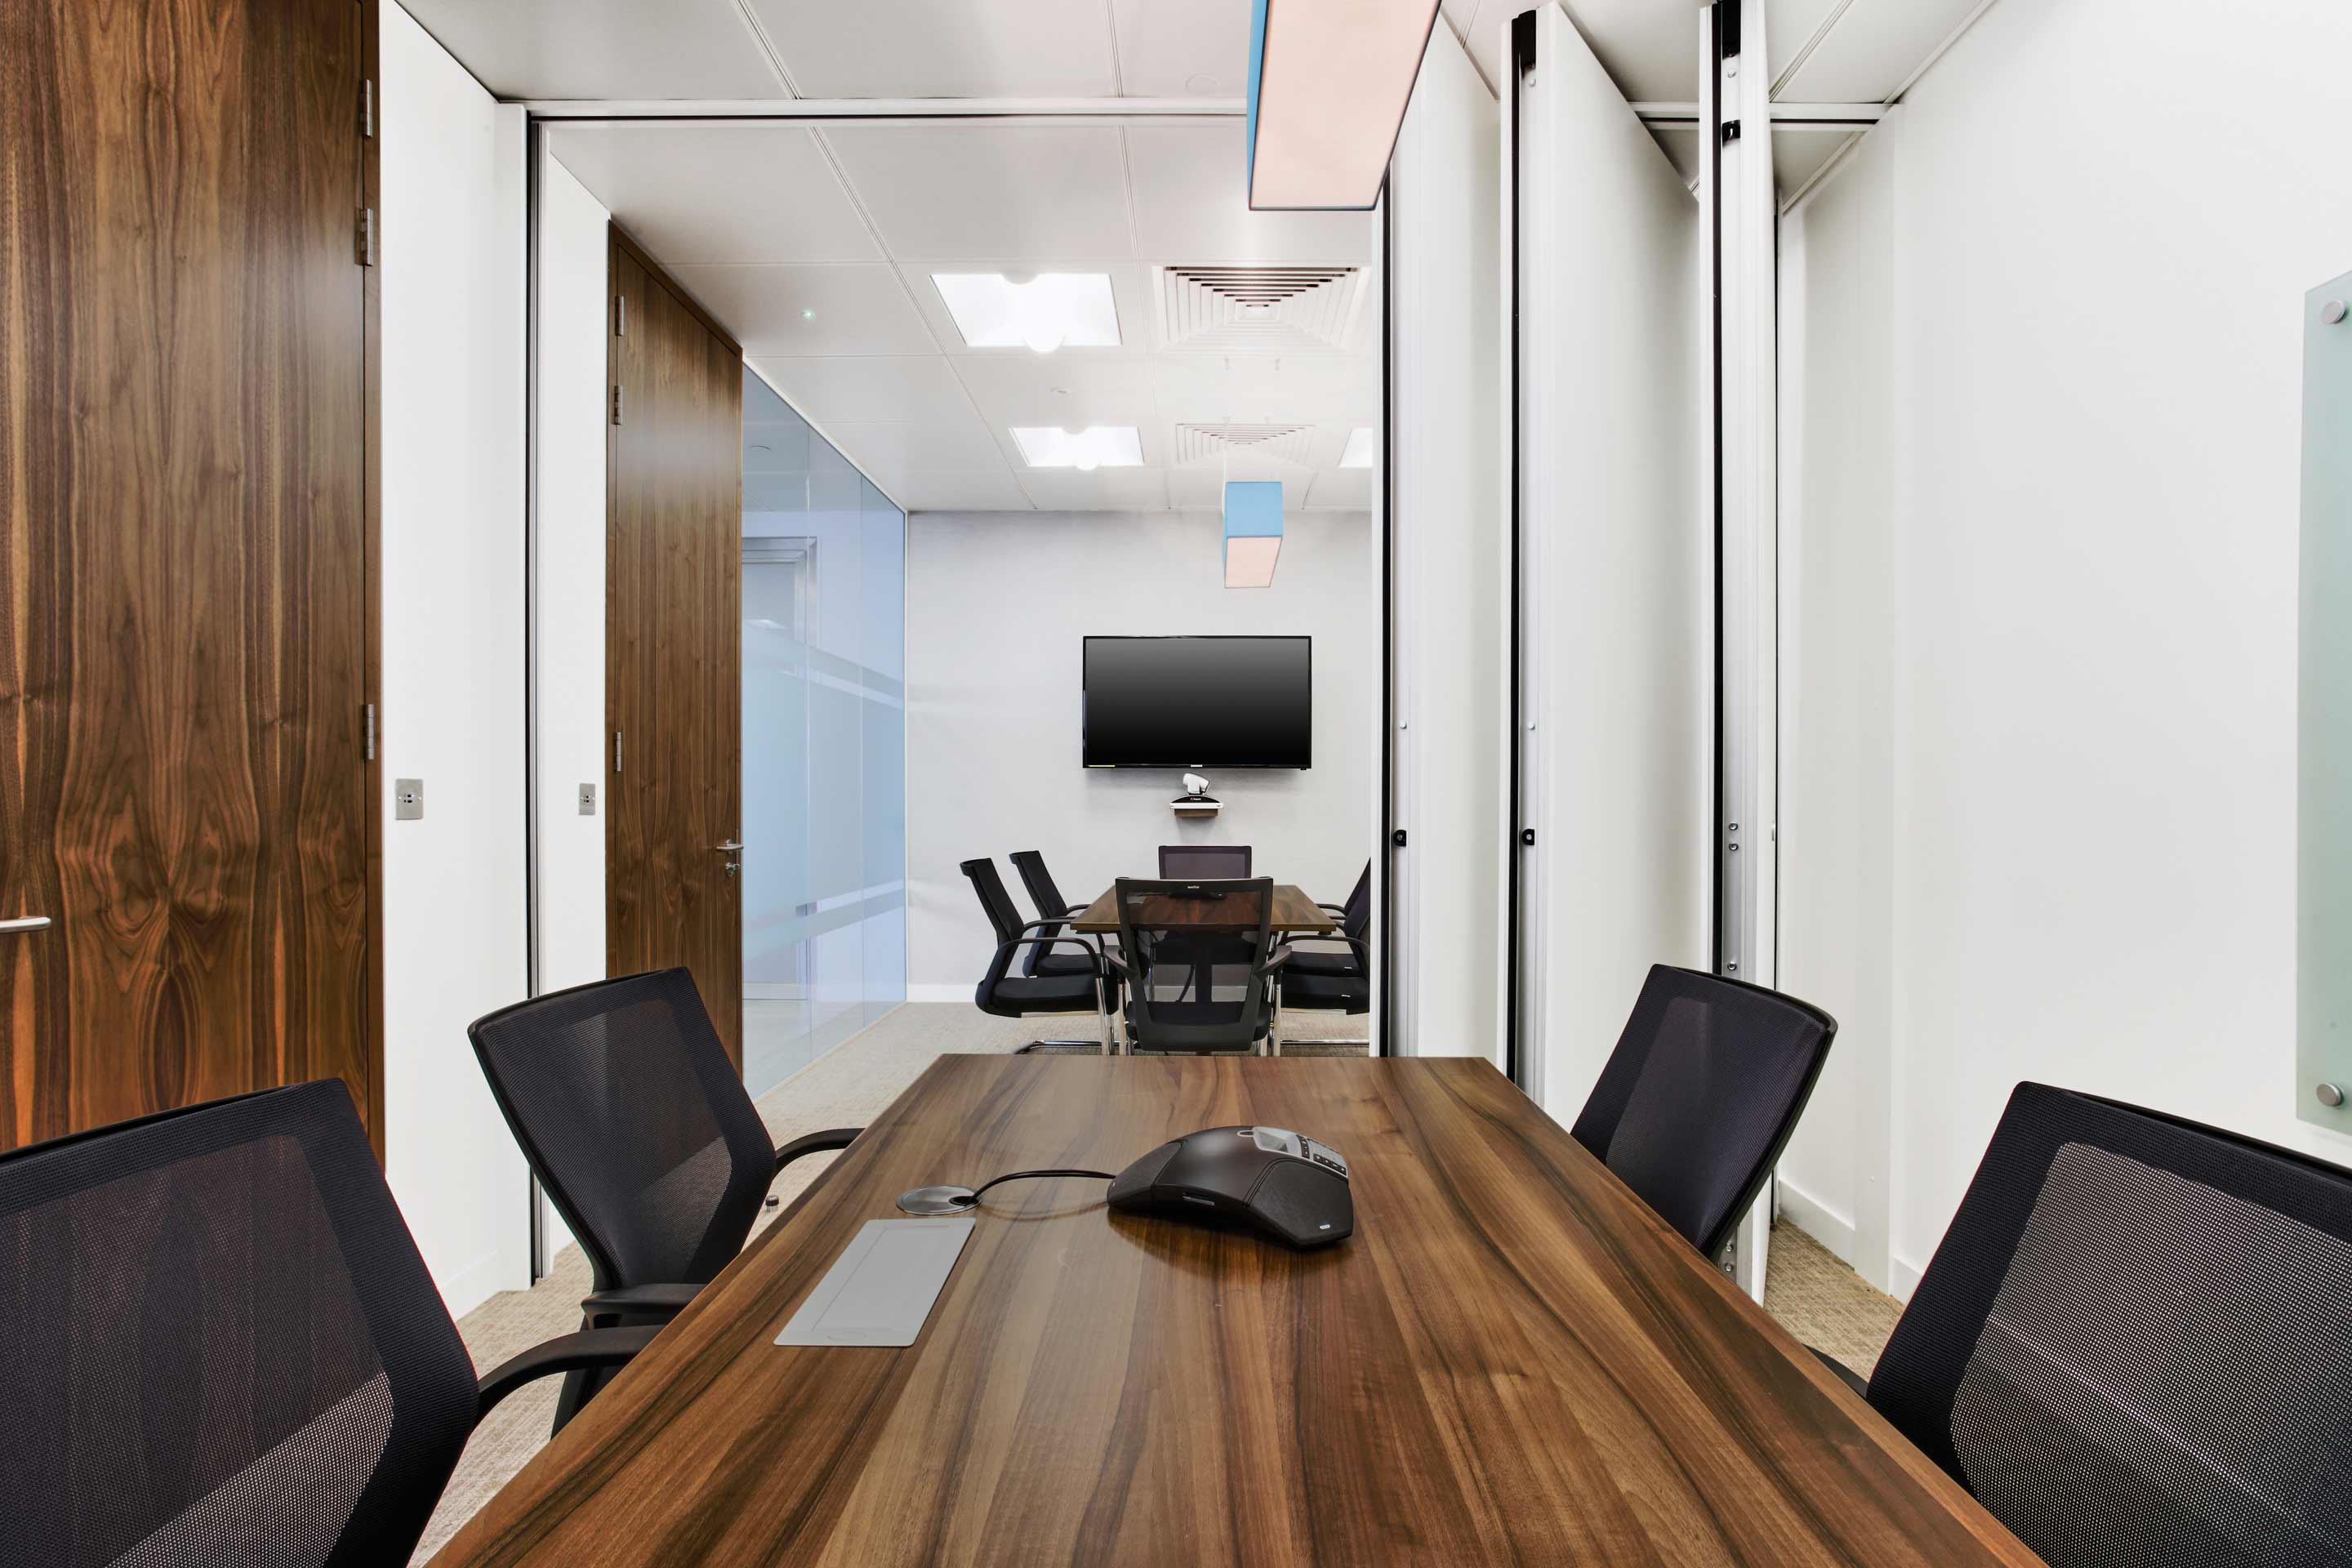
[413,1004,1899,1561]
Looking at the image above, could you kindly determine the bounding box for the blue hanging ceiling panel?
[1245,0,1445,212]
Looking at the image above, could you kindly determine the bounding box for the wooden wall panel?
[605,229,744,1067]
[0,0,381,1152]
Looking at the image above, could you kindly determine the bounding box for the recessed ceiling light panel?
[933,274,1120,353]
[1011,426,1144,471]
[1339,427,1375,469]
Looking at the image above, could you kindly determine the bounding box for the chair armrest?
[1103,947,1131,975]
[476,1325,662,1423]
[991,935,1106,977]
[581,1281,702,1319]
[777,1126,862,1174]
[1316,902,1349,916]
[1253,944,1298,978]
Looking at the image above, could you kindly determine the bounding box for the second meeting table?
[1071,880,1339,936]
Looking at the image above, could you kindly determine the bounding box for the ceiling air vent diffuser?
[1156,265,1365,352]
[1173,424,1318,469]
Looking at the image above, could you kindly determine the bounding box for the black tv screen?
[1083,635,1312,769]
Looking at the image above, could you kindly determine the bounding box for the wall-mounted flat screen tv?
[1083,635,1312,768]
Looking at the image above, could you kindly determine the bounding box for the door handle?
[0,915,51,933]
[715,840,744,853]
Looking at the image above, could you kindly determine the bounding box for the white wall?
[905,510,1378,995]
[1388,25,1504,1061]
[1775,0,2352,1297]
[379,2,528,1317]
[535,153,612,1002]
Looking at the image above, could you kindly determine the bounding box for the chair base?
[1014,1037,1109,1055]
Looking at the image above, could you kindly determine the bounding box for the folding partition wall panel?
[1508,5,1709,1119]
[0,0,381,1153]
[607,227,746,1068]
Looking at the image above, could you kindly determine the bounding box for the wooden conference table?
[1071,880,1338,936]
[439,1056,2037,1567]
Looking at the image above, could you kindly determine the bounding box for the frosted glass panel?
[2301,273,2352,1130]
[742,372,906,1094]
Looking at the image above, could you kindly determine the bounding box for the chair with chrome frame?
[961,857,1116,1053]
[1276,859,1372,1050]
[1108,875,1288,1054]
[469,969,865,1435]
[1009,849,1095,974]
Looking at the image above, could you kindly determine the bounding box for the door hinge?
[363,704,376,761]
[613,730,623,773]
[1391,828,1408,849]
[614,294,626,336]
[1721,119,1743,145]
[360,78,374,139]
[611,385,625,425]
[356,207,375,267]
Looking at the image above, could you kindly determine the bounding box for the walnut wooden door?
[0,0,380,1152]
[606,229,745,1067]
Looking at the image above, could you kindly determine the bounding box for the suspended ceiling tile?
[1764,0,1846,91]
[1152,354,1379,424]
[822,126,1135,261]
[1125,125,1375,265]
[746,356,978,425]
[1018,471,1174,512]
[1775,0,1984,103]
[1110,0,1254,96]
[893,469,1040,511]
[1465,0,1700,104]
[396,0,788,100]
[546,127,880,265]
[666,265,938,355]
[1306,468,1376,510]
[744,0,1117,97]
[821,417,1015,488]
[953,355,1165,428]
[1770,125,1862,201]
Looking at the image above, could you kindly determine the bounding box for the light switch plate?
[394,778,424,821]
[578,782,597,815]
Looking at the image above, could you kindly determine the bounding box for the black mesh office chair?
[1290,859,1371,981]
[1109,876,1287,1054]
[1814,1084,2352,1568]
[1159,844,1252,877]
[1570,965,1837,1259]
[0,1081,655,1568]
[470,969,862,1432]
[1009,849,1094,980]
[961,858,1113,1052]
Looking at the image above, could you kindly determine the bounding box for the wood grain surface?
[438,1056,2038,1567]
[0,0,379,1152]
[604,227,745,1067]
[1074,882,1336,934]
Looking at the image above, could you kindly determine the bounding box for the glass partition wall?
[742,370,906,1096]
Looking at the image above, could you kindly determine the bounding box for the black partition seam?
[1503,11,1533,1091]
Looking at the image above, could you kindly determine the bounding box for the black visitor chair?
[0,1080,654,1568]
[960,857,1114,1053]
[469,969,862,1432]
[1570,964,1838,1261]
[1109,876,1289,1054]
[1815,1082,2352,1568]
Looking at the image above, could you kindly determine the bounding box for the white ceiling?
[408,0,1993,509]
[546,118,1379,513]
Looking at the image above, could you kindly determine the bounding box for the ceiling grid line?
[726,0,802,98]
[1771,0,1859,100]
